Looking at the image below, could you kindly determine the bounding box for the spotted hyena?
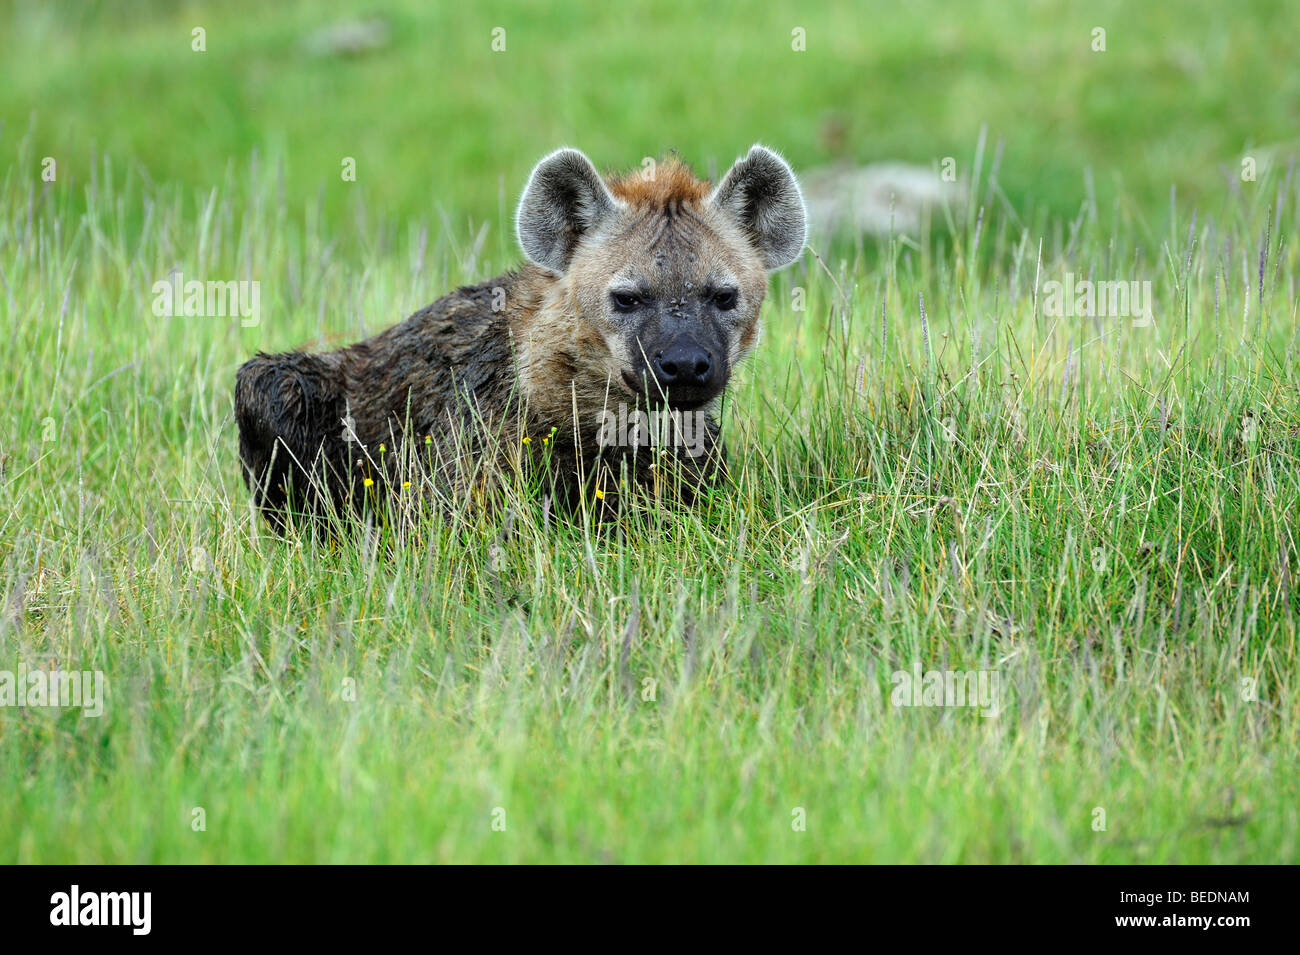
[235,145,806,527]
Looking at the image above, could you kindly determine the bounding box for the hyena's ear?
[516,148,622,273]
[710,145,806,270]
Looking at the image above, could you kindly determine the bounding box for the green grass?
[5,0,1299,229]
[1,0,1298,863]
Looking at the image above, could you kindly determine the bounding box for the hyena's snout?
[630,322,731,410]
[653,339,714,389]
[630,336,727,409]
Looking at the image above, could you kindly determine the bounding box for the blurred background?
[3,0,1296,238]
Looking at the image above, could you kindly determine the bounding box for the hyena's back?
[234,278,520,523]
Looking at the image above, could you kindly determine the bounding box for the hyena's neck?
[506,266,611,440]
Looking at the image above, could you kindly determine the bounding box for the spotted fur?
[235,145,806,527]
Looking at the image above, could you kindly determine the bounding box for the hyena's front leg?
[665,412,727,505]
[617,410,727,507]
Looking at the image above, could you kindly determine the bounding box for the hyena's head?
[516,145,805,410]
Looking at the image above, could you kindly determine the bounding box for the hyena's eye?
[610,290,641,313]
[711,288,739,311]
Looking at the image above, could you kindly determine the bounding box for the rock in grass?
[801,161,967,239]
[301,17,392,58]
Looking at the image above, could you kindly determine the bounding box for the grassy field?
[1,0,1298,862]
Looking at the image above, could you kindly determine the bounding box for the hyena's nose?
[653,344,713,388]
